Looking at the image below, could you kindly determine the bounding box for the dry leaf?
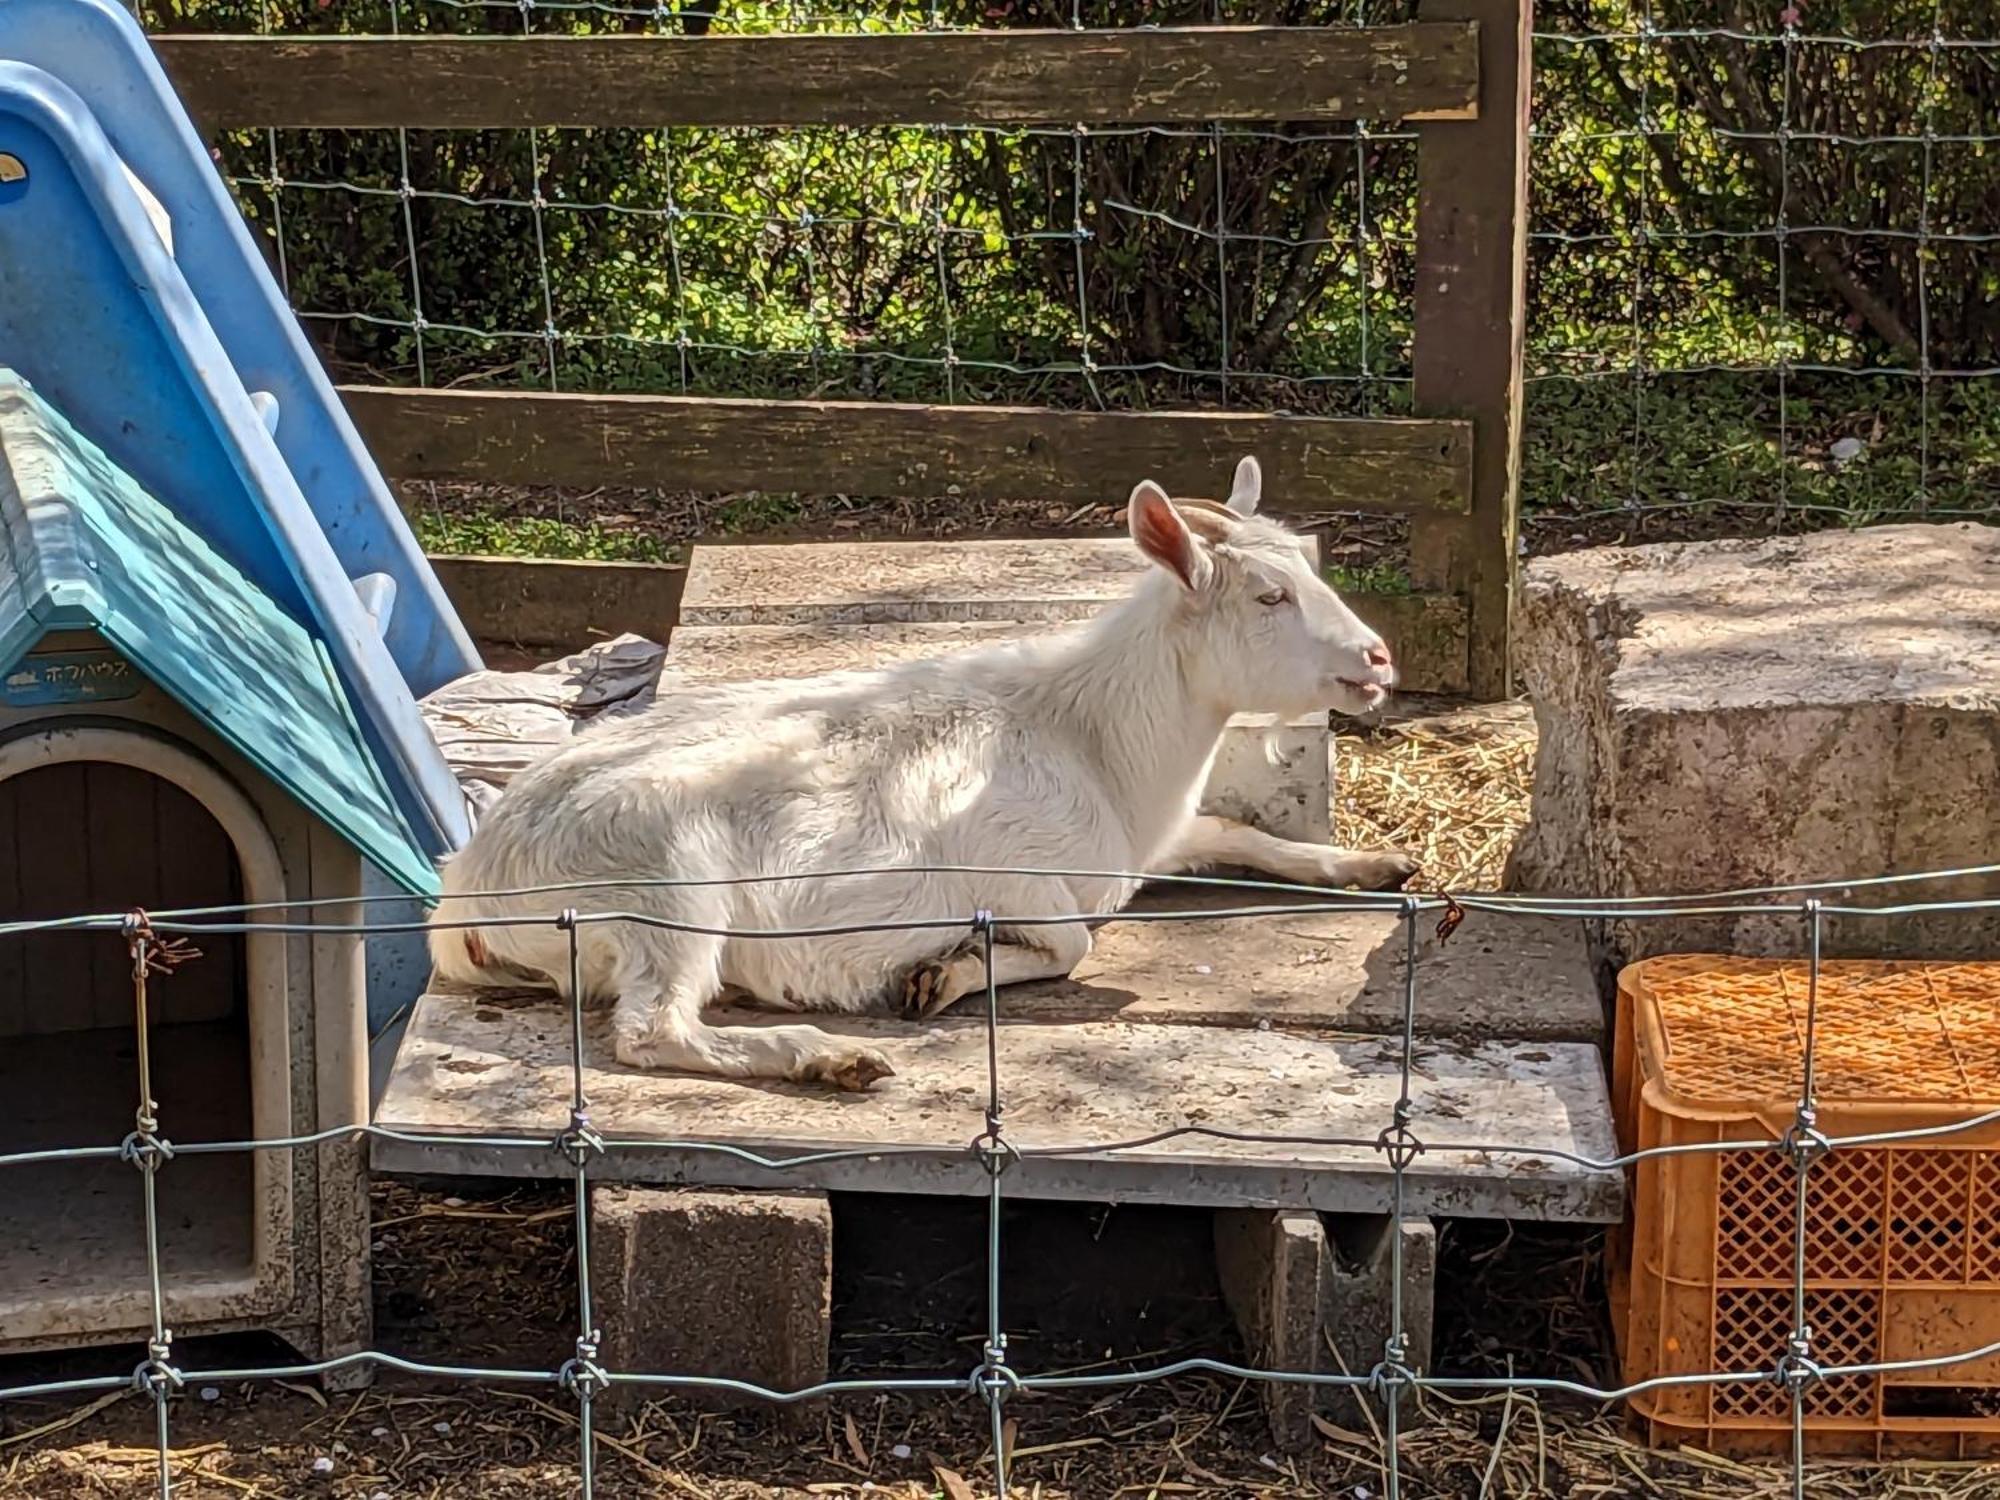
[1310,1413,1373,1447]
[934,1464,976,1500]
[0,1390,127,1451]
[843,1411,870,1469]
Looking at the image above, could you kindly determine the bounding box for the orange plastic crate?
[1612,955,2000,1460]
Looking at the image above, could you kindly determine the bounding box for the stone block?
[1213,1209,1439,1448]
[664,620,1331,842]
[587,1185,831,1417]
[1507,524,2000,967]
[1214,1208,1327,1452]
[1319,1213,1436,1430]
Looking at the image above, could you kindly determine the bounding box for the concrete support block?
[1203,711,1332,845]
[1214,1208,1327,1452]
[1214,1209,1436,1448]
[1507,525,2000,969]
[1319,1212,1437,1430]
[588,1185,832,1418]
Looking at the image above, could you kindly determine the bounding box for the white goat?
[428,458,1416,1090]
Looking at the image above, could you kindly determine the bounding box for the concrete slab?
[663,620,1333,842]
[678,537,1234,628]
[372,991,1623,1222]
[1004,891,1605,1044]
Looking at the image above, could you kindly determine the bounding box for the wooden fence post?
[1411,0,1533,703]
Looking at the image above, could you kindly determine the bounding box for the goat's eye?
[1257,587,1289,607]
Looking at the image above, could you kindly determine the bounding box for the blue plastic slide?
[0,0,476,854]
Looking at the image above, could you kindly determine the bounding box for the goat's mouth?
[1335,678,1391,710]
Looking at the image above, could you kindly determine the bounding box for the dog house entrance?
[0,759,256,1308]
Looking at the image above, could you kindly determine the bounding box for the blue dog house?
[0,0,479,1379]
[0,369,442,1374]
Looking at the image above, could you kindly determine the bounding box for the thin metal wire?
[560,912,602,1498]
[11,894,2000,1500]
[1379,898,1421,1500]
[253,0,288,299]
[387,0,430,386]
[1785,899,1825,1500]
[515,0,563,411]
[1069,123,1101,408]
[975,911,1014,1496]
[1628,3,1653,511]
[13,883,2000,943]
[1353,114,1374,416]
[928,123,960,404]
[1913,2,1944,517]
[124,917,174,1500]
[1774,9,1797,523]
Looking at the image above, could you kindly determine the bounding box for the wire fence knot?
[1377,1120,1425,1173]
[969,1336,1020,1402]
[1779,1118,1831,1166]
[560,1332,609,1400]
[971,1125,1019,1178]
[1775,1330,1824,1392]
[123,909,201,976]
[1365,1358,1418,1398]
[131,1348,182,1396]
[120,1130,175,1169]
[556,1114,605,1169]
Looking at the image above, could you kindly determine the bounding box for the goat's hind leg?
[900,921,1093,1021]
[609,929,895,1092]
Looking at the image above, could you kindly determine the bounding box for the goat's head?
[1126,456,1396,718]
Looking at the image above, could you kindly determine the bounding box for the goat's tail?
[425,848,559,992]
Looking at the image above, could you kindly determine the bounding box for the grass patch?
[414,510,683,564]
[1328,560,1414,595]
[1524,371,2000,521]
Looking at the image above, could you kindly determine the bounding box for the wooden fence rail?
[341,389,1473,516]
[158,17,1530,698]
[155,27,1480,130]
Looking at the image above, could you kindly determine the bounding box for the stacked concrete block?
[1507,523,2000,966]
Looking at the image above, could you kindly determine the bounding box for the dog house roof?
[0,371,439,897]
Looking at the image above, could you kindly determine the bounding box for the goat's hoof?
[819,1048,896,1093]
[900,959,963,1021]
[1342,849,1421,891]
[1328,848,1424,892]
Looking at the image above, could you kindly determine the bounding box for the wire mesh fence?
[134,0,1999,553]
[6,867,2000,1497]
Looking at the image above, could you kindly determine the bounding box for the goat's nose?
[1366,642,1393,670]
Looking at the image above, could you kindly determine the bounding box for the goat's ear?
[1226,456,1262,516]
[1128,480,1212,591]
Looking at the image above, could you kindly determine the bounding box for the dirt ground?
[7,1173,1999,1496]
[9,1180,1967,1500]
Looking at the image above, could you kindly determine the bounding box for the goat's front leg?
[1159,814,1417,891]
[899,921,1093,1021]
